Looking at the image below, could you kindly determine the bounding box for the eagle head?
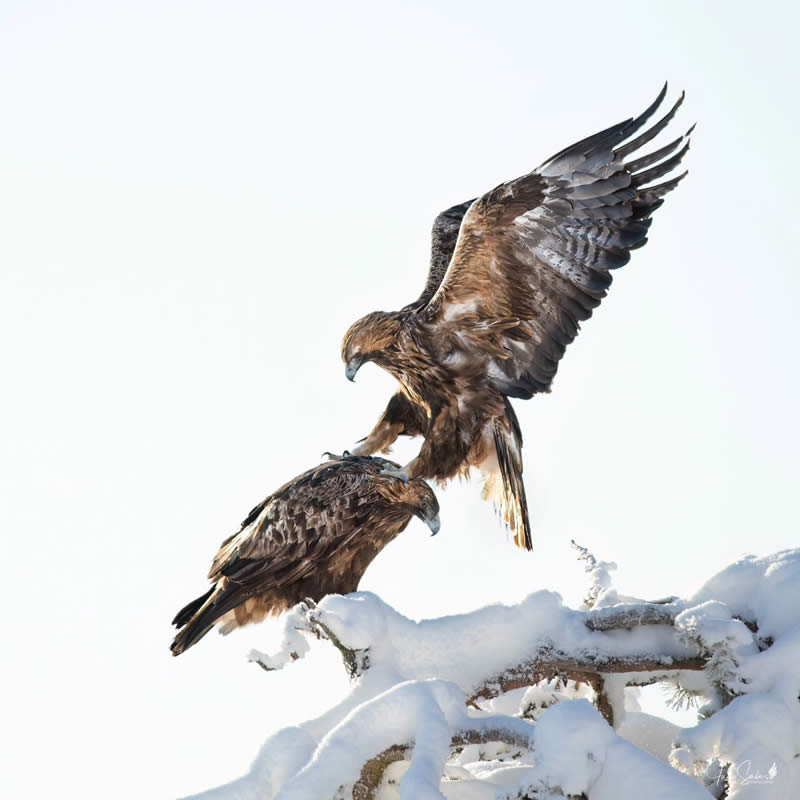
[375,470,441,535]
[341,311,404,382]
[408,479,441,535]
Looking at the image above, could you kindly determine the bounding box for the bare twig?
[251,651,301,672]
[571,539,598,571]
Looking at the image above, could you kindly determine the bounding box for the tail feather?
[170,582,245,656]
[170,610,217,656]
[482,401,532,550]
[171,587,214,628]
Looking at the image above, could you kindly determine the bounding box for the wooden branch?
[451,725,533,751]
[259,597,692,686]
[310,617,366,679]
[584,604,680,631]
[258,595,710,738]
[589,676,614,726]
[316,602,687,682]
[351,726,534,800]
[470,649,707,706]
[294,607,369,679]
[352,745,407,800]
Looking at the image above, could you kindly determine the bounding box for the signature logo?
[715,760,777,787]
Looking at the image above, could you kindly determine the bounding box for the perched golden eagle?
[170,454,439,655]
[342,85,691,550]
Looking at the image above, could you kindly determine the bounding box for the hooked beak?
[345,357,363,382]
[424,512,441,536]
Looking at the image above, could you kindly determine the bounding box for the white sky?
[1,1,798,797]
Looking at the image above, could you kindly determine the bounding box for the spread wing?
[421,85,691,398]
[405,199,476,309]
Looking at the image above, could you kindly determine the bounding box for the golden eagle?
[170,454,439,655]
[342,85,691,550]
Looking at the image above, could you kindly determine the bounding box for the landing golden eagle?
[170,454,439,655]
[342,85,691,550]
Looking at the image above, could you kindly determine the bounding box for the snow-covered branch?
[186,548,800,800]
[584,603,681,631]
[353,721,537,800]
[254,582,706,728]
[257,591,702,688]
[469,646,706,726]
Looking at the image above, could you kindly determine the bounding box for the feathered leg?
[351,392,427,456]
[404,403,472,481]
[399,399,532,549]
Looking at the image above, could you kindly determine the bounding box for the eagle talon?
[322,451,352,461]
[380,463,410,483]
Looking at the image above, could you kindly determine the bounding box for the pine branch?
[570,539,599,571]
[661,678,705,711]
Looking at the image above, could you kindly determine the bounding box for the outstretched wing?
[422,85,691,399]
[405,199,475,309]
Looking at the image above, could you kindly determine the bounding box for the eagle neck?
[389,319,443,417]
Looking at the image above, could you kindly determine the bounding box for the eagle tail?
[170,582,243,656]
[171,587,214,628]
[481,400,532,550]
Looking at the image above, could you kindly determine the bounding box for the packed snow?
[185,548,800,799]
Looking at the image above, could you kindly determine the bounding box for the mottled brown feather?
[170,455,438,655]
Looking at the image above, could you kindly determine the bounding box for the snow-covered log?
[185,548,800,800]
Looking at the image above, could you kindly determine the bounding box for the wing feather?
[406,199,476,309]
[420,86,691,399]
[208,458,385,587]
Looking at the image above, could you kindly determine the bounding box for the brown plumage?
[170,454,439,656]
[342,85,691,550]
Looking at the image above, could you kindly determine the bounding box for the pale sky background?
[1,1,798,797]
